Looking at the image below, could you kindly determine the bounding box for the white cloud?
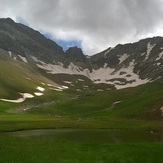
[1,0,163,55]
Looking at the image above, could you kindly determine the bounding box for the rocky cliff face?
[0,18,163,89]
[0,18,65,63]
[89,37,163,87]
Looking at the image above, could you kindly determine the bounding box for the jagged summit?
[0,17,64,63]
[0,17,15,23]
[0,18,163,89]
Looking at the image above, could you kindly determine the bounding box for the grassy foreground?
[0,134,163,163]
[0,58,163,162]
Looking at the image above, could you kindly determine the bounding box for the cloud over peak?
[1,0,163,55]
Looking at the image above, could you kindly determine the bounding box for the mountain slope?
[34,36,163,89]
[0,18,65,63]
[0,18,163,89]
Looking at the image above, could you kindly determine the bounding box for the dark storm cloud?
[0,0,163,54]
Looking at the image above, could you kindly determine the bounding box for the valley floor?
[1,133,163,163]
[1,79,163,162]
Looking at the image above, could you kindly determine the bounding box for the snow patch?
[0,93,34,103]
[83,85,89,88]
[145,42,156,60]
[18,55,28,63]
[56,86,63,90]
[90,67,115,82]
[113,100,123,105]
[150,76,161,82]
[97,89,103,91]
[92,61,149,89]
[155,52,163,61]
[8,51,12,57]
[41,82,46,85]
[47,84,56,87]
[104,47,113,57]
[34,57,149,90]
[36,60,88,76]
[78,79,84,82]
[62,86,69,89]
[36,86,45,92]
[103,63,108,68]
[119,54,129,64]
[26,77,31,80]
[49,88,63,91]
[64,81,72,84]
[34,92,43,96]
[156,63,161,66]
[48,84,68,91]
[20,93,34,98]
[141,52,145,56]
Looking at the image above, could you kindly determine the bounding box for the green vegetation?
[0,54,163,162]
[1,134,163,163]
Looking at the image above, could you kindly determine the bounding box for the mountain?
[0,18,65,63]
[89,37,163,88]
[0,18,163,90]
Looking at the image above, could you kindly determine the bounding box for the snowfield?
[33,57,150,89]
[0,93,34,103]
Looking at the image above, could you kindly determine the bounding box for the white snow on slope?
[90,67,114,81]
[64,81,72,84]
[103,63,108,68]
[41,82,46,85]
[104,48,111,57]
[33,57,149,89]
[18,55,28,63]
[34,92,43,96]
[62,86,69,89]
[36,61,91,78]
[90,61,149,89]
[156,51,163,61]
[156,63,161,66]
[104,47,114,57]
[97,89,103,91]
[113,100,123,105]
[78,79,84,81]
[118,54,129,64]
[47,84,56,87]
[21,93,34,98]
[36,86,45,92]
[141,52,145,56]
[0,93,34,103]
[49,88,63,91]
[8,51,12,57]
[145,42,156,60]
[47,83,69,91]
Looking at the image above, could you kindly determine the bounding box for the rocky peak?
[65,46,89,68]
[66,47,84,59]
[1,18,163,89]
[0,18,14,24]
[0,18,65,63]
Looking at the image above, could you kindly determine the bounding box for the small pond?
[6,129,163,144]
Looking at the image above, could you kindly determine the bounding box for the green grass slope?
[1,51,163,162]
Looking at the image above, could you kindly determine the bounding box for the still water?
[7,129,163,144]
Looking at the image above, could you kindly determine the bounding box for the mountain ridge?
[0,18,163,89]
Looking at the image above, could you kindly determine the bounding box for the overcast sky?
[1,0,163,55]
